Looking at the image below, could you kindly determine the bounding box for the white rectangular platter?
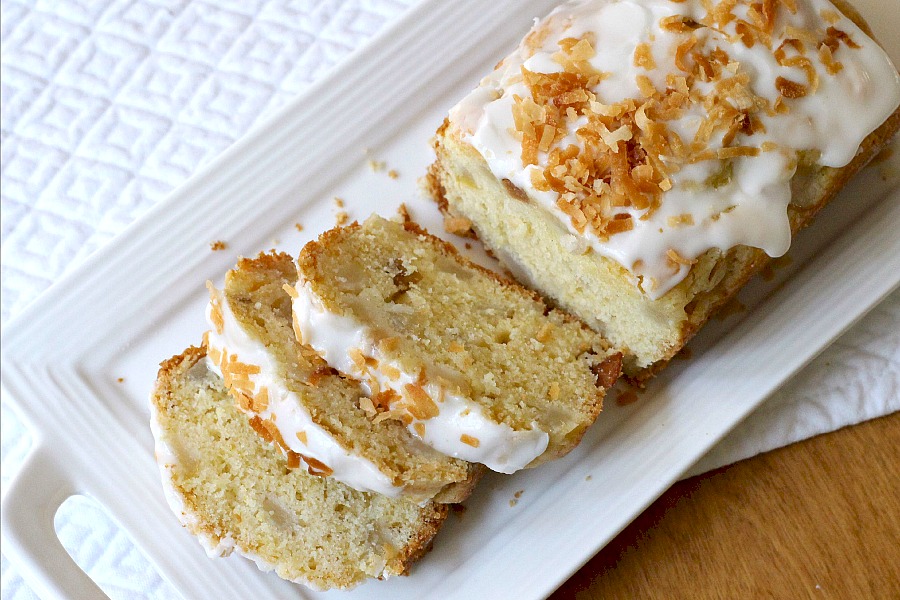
[2,1,899,599]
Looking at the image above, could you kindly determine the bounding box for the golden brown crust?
[433,463,487,504]
[538,352,620,462]
[386,501,450,577]
[156,345,206,377]
[233,250,296,275]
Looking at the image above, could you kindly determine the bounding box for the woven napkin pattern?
[1,1,412,598]
[1,1,896,598]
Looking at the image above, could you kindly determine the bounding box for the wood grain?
[553,413,900,599]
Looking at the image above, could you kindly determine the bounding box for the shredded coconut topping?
[449,0,900,298]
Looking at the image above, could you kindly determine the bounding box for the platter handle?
[1,441,108,600]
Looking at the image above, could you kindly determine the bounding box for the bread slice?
[425,0,900,382]
[150,346,451,590]
[294,215,621,474]
[204,252,479,503]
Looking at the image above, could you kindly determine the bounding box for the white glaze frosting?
[203,284,411,499]
[450,0,900,299]
[292,280,550,474]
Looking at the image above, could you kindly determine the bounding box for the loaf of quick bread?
[426,0,900,380]
[149,347,450,590]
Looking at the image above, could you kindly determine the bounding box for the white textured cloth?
[1,1,896,598]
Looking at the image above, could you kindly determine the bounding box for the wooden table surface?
[553,412,900,599]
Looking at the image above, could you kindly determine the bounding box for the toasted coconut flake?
[348,347,367,370]
[403,383,440,420]
[249,416,272,443]
[253,387,269,412]
[523,22,554,58]
[636,75,657,98]
[818,44,843,75]
[291,312,303,345]
[781,0,798,14]
[413,422,426,437]
[675,36,698,72]
[718,146,760,158]
[206,345,221,368]
[373,389,400,412]
[820,9,841,24]
[235,391,254,412]
[822,26,860,54]
[602,124,634,147]
[296,431,308,445]
[667,248,697,267]
[206,283,225,335]
[783,27,818,45]
[661,15,701,33]
[286,451,301,470]
[229,362,261,375]
[301,455,333,477]
[382,364,401,380]
[634,43,657,69]
[396,203,411,223]
[775,76,807,98]
[378,337,400,353]
[373,409,408,425]
[667,214,695,227]
[261,419,287,451]
[460,434,481,448]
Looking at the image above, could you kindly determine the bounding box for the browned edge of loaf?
[424,0,900,386]
[153,345,453,581]
[383,503,450,578]
[217,251,481,504]
[153,346,220,544]
[432,462,486,503]
[297,218,623,456]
